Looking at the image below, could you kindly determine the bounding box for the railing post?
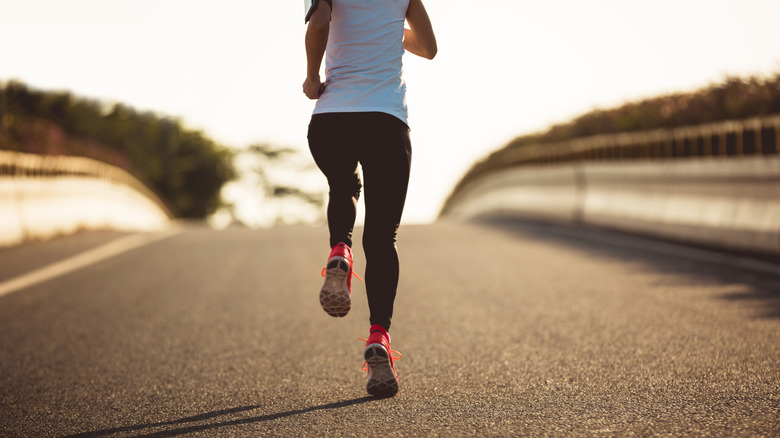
[664,134,673,158]
[750,119,764,155]
[736,121,744,156]
[703,127,712,156]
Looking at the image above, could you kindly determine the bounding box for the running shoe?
[363,324,400,397]
[319,242,358,317]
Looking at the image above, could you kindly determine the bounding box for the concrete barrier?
[442,155,780,256]
[0,151,171,247]
[441,115,780,255]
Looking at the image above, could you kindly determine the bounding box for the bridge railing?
[0,151,169,212]
[441,114,780,256]
[0,150,172,247]
[459,114,780,180]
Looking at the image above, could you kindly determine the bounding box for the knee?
[362,224,399,254]
[329,174,362,200]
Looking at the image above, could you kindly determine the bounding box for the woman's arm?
[303,1,332,100]
[404,0,437,60]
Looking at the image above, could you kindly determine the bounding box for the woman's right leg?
[308,113,362,248]
[308,113,363,317]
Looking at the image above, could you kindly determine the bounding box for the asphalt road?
[1,220,778,437]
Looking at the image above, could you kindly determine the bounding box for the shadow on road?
[477,216,780,319]
[63,396,378,438]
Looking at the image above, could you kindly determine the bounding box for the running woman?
[303,0,436,397]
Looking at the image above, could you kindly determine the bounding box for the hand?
[302,76,326,100]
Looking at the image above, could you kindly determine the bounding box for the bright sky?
[3,0,780,224]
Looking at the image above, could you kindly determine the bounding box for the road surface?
[1,220,778,436]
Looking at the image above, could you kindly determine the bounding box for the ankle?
[369,324,390,340]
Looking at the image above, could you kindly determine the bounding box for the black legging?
[308,112,412,330]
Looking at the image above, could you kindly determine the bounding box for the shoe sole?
[364,343,399,398]
[320,257,351,317]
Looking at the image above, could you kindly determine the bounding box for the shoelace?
[321,266,363,282]
[358,337,402,372]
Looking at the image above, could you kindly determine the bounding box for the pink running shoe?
[363,324,401,398]
[319,243,360,317]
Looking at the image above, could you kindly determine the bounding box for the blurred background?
[2,0,780,231]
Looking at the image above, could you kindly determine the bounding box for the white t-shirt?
[313,0,410,126]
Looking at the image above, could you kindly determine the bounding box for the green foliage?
[0,80,236,218]
[504,72,780,151]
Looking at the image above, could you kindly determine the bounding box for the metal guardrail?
[0,150,172,219]
[440,114,780,255]
[446,114,780,213]
[482,114,780,167]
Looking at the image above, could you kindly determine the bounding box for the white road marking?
[0,229,181,298]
